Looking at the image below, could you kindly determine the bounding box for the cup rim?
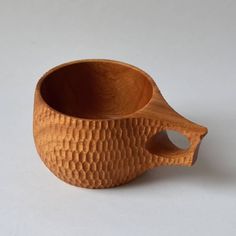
[36,59,156,120]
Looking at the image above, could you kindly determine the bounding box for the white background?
[0,0,235,235]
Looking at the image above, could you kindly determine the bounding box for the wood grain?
[33,59,208,188]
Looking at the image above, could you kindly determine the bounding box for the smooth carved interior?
[40,61,153,119]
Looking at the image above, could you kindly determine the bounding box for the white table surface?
[0,0,235,235]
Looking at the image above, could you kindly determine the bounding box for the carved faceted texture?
[33,96,198,188]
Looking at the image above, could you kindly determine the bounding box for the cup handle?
[146,126,206,167]
[139,87,208,167]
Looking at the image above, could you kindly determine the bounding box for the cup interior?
[40,60,153,119]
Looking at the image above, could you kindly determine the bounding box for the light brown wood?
[33,59,208,188]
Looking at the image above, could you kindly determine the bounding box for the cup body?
[33,59,207,188]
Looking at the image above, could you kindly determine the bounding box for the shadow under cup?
[40,60,154,119]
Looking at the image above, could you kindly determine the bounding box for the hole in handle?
[146,130,190,157]
[166,130,190,150]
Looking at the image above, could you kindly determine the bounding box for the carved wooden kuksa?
[33,59,207,188]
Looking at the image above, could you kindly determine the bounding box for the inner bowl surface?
[40,60,153,119]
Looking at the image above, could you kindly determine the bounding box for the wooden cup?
[33,59,207,188]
